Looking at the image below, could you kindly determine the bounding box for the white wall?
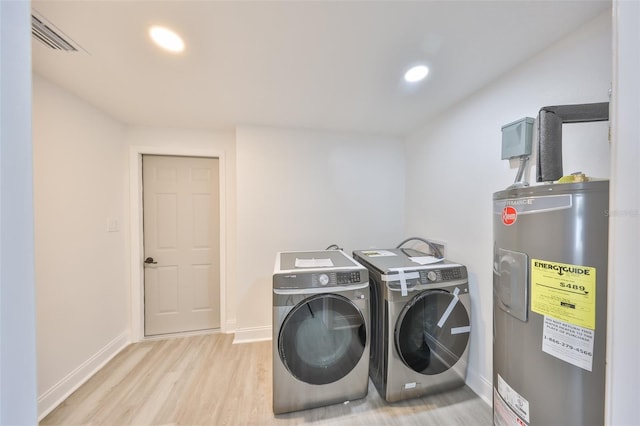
[123,126,237,335]
[235,126,404,341]
[404,12,612,402]
[32,74,129,418]
[607,1,640,424]
[31,76,238,416]
[0,2,38,423]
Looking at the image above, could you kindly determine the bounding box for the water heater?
[492,102,609,426]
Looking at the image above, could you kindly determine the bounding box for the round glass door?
[278,294,366,385]
[395,289,470,375]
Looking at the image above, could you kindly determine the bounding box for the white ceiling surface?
[32,1,611,136]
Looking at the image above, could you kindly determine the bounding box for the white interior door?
[143,155,220,336]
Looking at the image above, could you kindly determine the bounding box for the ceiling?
[31,0,611,137]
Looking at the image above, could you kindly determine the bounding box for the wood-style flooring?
[41,333,492,425]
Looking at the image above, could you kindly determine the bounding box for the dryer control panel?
[274,250,369,289]
[312,271,363,287]
[274,269,366,289]
[337,271,362,285]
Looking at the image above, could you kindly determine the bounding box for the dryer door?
[278,293,366,385]
[395,289,470,375]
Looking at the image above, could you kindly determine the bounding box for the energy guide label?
[530,259,596,329]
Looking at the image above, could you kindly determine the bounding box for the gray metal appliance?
[353,248,471,403]
[272,250,370,414]
[493,102,609,426]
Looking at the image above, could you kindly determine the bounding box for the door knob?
[144,257,158,265]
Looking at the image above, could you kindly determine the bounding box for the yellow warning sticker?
[531,259,596,330]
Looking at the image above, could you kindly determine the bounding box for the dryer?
[272,250,370,414]
[353,248,471,403]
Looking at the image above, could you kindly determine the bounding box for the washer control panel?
[383,266,468,292]
[420,266,467,284]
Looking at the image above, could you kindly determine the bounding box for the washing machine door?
[395,289,470,375]
[278,293,366,385]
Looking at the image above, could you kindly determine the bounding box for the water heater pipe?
[536,102,609,182]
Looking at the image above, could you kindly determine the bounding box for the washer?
[353,248,471,403]
[272,250,370,414]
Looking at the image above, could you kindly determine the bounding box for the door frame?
[129,146,227,342]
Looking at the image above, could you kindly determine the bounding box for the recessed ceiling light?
[404,65,429,83]
[149,25,184,53]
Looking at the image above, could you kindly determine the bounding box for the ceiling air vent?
[31,11,84,52]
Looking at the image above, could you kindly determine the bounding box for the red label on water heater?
[502,206,517,226]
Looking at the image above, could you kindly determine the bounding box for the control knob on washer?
[427,271,437,282]
[318,274,329,286]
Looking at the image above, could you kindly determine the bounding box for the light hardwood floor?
[41,333,492,425]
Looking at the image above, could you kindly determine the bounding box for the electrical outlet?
[106,218,119,232]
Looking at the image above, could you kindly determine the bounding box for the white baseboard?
[37,331,130,421]
[232,325,272,344]
[466,366,493,407]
